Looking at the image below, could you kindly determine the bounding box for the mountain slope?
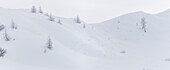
[89,11,170,70]
[1,7,170,70]
[0,8,107,70]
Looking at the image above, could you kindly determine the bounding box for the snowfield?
[1,7,170,70]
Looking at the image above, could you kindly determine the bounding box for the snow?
[1,7,170,70]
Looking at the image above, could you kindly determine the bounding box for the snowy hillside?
[1,7,170,70]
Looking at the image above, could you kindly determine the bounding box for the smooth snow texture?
[1,7,170,70]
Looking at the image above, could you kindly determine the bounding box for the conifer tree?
[76,16,81,23]
[0,47,6,57]
[141,17,146,32]
[39,6,43,13]
[47,37,52,50]
[49,14,55,21]
[31,6,36,13]
[4,30,11,41]
[11,19,17,29]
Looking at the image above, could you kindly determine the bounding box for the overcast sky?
[0,0,170,23]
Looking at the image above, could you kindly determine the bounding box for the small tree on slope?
[44,37,53,53]
[4,30,11,41]
[0,47,6,57]
[47,37,53,50]
[11,19,17,29]
[39,6,43,13]
[49,14,55,21]
[76,16,81,23]
[141,17,146,32]
[31,6,36,13]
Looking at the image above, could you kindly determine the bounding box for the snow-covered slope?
[89,11,170,70]
[1,7,170,70]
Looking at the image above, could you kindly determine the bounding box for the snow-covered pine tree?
[76,16,81,23]
[4,30,11,41]
[141,17,146,32]
[11,19,17,29]
[39,6,43,13]
[31,6,36,13]
[49,14,55,21]
[0,47,6,57]
[47,37,53,50]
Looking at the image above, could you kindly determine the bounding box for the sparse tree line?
[31,6,86,28]
[0,19,18,57]
[30,6,86,53]
[0,19,53,57]
[31,5,85,53]
[0,6,87,58]
[141,17,146,32]
[136,17,147,32]
[0,19,18,42]
[117,17,147,32]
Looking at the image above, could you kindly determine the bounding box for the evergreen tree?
[76,16,81,23]
[141,17,146,32]
[11,19,17,29]
[49,14,55,21]
[4,30,11,41]
[0,47,6,57]
[39,6,43,13]
[47,37,52,50]
[31,6,36,13]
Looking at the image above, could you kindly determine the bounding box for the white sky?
[0,0,170,23]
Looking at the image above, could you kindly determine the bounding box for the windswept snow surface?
[1,7,170,70]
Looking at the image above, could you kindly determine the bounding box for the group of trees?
[48,14,62,25]
[31,6,84,53]
[31,6,84,25]
[1,6,85,57]
[0,19,17,57]
[31,6,63,24]
[4,19,17,42]
[75,16,86,28]
[31,6,43,13]
[31,6,86,53]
